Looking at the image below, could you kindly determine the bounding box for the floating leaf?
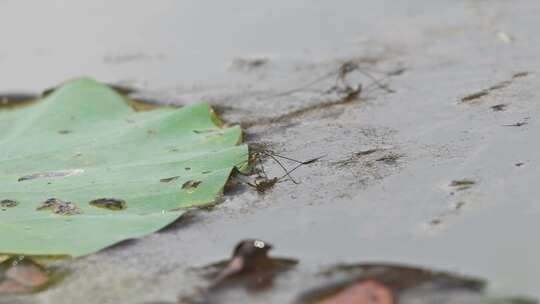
[0,78,247,257]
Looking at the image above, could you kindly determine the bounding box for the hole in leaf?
[36,198,82,216]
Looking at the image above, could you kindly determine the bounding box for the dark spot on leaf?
[182,180,202,192]
[0,199,18,208]
[450,179,475,190]
[36,198,61,211]
[57,129,73,135]
[37,198,82,216]
[202,171,211,174]
[18,169,84,182]
[160,176,180,183]
[0,256,52,294]
[185,167,191,171]
[54,202,81,215]
[193,128,220,134]
[89,198,127,211]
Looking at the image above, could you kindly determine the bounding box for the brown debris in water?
[490,103,507,112]
[461,72,529,104]
[316,280,394,304]
[0,256,52,294]
[449,179,476,191]
[202,239,298,291]
[503,117,529,127]
[296,263,485,304]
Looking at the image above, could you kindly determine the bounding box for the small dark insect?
[247,177,279,194]
[243,145,325,194]
[89,198,127,210]
[338,61,394,93]
[0,199,18,208]
[57,129,73,134]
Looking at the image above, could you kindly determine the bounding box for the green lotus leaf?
[0,78,247,257]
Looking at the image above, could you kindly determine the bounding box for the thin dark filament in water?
[262,62,393,101]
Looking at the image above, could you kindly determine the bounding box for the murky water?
[1,0,540,303]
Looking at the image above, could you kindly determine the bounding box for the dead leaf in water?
[180,239,298,304]
[204,239,298,291]
[317,280,394,304]
[296,263,485,304]
[0,257,52,294]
